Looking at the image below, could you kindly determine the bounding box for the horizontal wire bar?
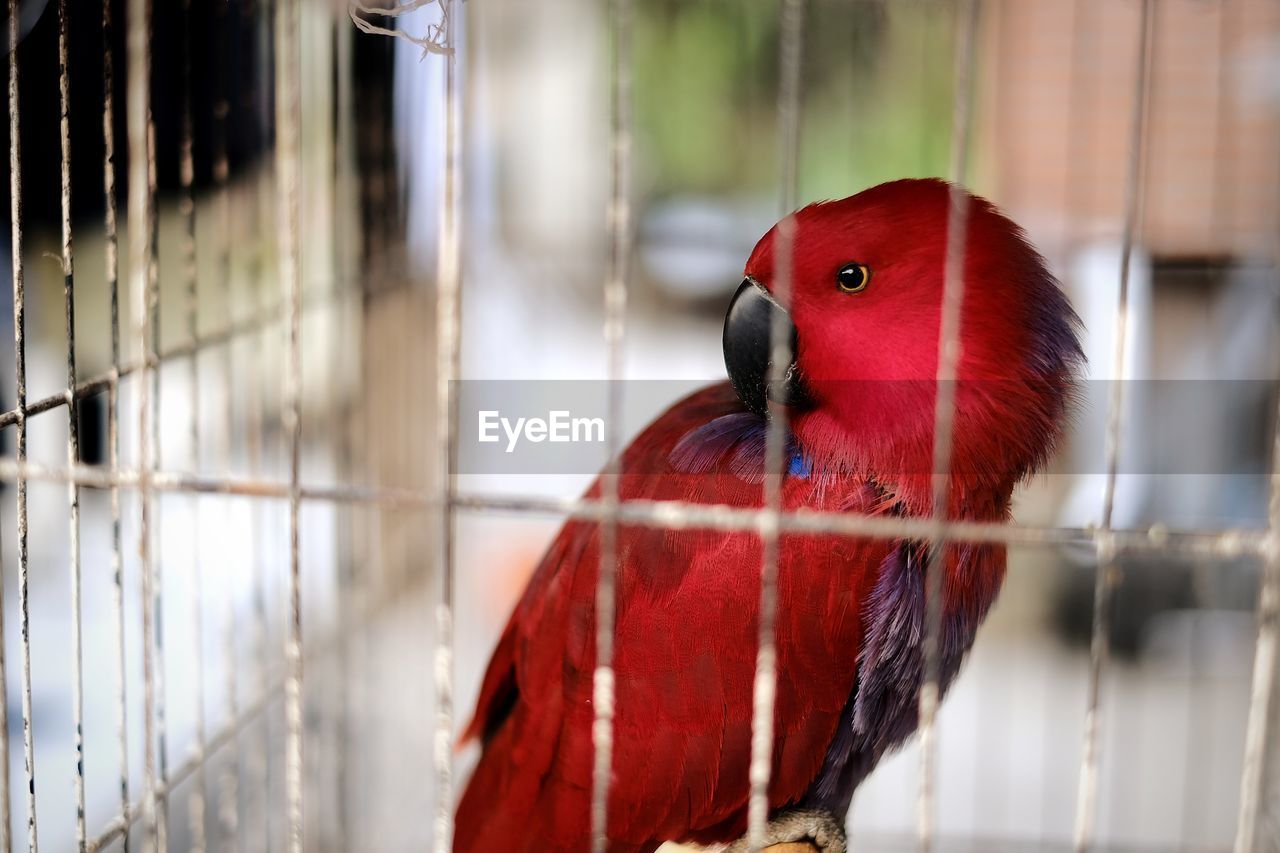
[0,457,1266,558]
[0,284,347,430]
[451,493,1265,558]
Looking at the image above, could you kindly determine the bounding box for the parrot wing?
[456,382,894,852]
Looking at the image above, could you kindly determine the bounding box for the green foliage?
[633,0,957,203]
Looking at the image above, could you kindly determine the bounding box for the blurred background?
[0,0,1277,850]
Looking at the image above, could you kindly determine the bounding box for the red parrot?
[455,179,1082,852]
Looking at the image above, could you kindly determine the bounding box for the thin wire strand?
[1072,3,1154,849]
[8,0,38,845]
[143,5,171,840]
[244,5,274,835]
[274,0,305,846]
[331,9,357,848]
[212,0,240,844]
[102,0,130,844]
[125,0,161,846]
[56,0,88,846]
[1234,398,1280,853]
[0,1,16,845]
[177,0,209,845]
[746,0,803,848]
[589,0,631,847]
[1233,42,1280,850]
[0,160,10,850]
[432,1,463,849]
[917,2,980,849]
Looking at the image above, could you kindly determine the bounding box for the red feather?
[456,383,893,852]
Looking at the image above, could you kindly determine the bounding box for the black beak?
[723,278,814,417]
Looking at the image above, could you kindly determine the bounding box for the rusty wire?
[56,0,88,847]
[7,0,37,847]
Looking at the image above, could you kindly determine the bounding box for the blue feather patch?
[670,414,811,483]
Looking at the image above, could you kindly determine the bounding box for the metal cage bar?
[211,0,241,844]
[273,0,306,847]
[100,0,131,845]
[0,456,1270,558]
[916,3,980,849]
[56,0,89,847]
[7,0,38,846]
[588,0,632,849]
[125,0,163,846]
[177,0,210,847]
[1072,3,1155,850]
[432,1,463,850]
[745,0,804,849]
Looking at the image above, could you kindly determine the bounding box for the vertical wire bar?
[143,12,170,839]
[1072,3,1154,850]
[7,0,38,846]
[212,0,240,844]
[0,151,9,847]
[177,0,208,846]
[273,0,304,847]
[0,0,16,846]
[57,0,88,846]
[432,1,463,850]
[1235,368,1280,853]
[246,237,270,850]
[331,11,355,847]
[589,0,631,848]
[125,0,161,846]
[102,0,130,845]
[746,0,803,848]
[916,2,980,849]
[1233,55,1280,851]
[246,2,273,844]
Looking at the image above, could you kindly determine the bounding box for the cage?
[0,0,1276,851]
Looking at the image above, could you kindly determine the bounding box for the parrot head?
[723,178,1083,514]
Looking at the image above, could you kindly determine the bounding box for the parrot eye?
[836,262,871,294]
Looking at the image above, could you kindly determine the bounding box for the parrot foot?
[722,809,846,853]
